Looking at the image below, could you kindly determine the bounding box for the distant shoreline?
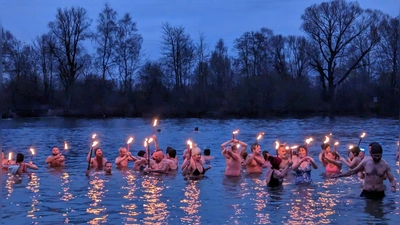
[2,108,398,120]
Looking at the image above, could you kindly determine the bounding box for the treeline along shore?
[2,0,400,119]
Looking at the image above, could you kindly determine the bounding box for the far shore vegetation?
[2,0,399,119]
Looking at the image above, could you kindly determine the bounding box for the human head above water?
[16,153,24,163]
[321,143,330,151]
[349,146,361,157]
[204,149,211,156]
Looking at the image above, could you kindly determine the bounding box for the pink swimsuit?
[326,163,340,174]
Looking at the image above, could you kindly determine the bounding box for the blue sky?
[0,0,399,60]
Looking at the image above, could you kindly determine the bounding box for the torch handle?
[147,144,151,168]
[86,147,93,171]
[357,138,362,147]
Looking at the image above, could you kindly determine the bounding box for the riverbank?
[2,107,396,120]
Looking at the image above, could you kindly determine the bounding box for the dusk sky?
[1,0,399,60]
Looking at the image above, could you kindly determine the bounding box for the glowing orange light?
[187,140,193,149]
[127,137,134,145]
[323,136,330,144]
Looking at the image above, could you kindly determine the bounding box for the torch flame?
[323,136,330,144]
[360,132,366,138]
[233,130,239,135]
[30,148,35,155]
[92,141,99,147]
[8,152,12,161]
[348,145,354,150]
[236,144,241,148]
[64,141,68,150]
[256,132,264,140]
[187,140,193,149]
[275,141,280,150]
[144,138,148,148]
[92,134,97,139]
[306,138,313,145]
[153,119,158,127]
[285,146,289,150]
[334,141,339,146]
[290,145,298,149]
[148,138,153,143]
[127,137,134,145]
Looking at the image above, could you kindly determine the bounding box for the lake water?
[1,117,400,224]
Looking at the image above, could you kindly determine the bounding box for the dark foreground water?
[1,117,400,224]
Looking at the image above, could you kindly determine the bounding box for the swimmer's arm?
[245,154,254,165]
[221,140,232,151]
[239,142,248,159]
[325,157,342,169]
[152,134,160,151]
[45,155,56,164]
[340,157,354,168]
[127,153,137,161]
[27,162,38,170]
[318,152,324,163]
[384,162,396,191]
[273,162,292,179]
[86,150,92,163]
[291,157,306,170]
[226,149,240,161]
[309,157,318,169]
[204,165,211,173]
[253,156,265,166]
[337,160,365,177]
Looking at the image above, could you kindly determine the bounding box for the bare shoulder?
[380,159,391,168]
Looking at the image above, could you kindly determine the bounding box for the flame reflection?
[86,174,108,224]
[5,175,16,197]
[26,173,40,219]
[180,180,201,224]
[250,178,270,224]
[60,172,74,201]
[120,172,140,223]
[140,176,168,224]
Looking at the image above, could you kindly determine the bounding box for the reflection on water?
[2,117,400,224]
[251,178,270,224]
[287,186,318,224]
[180,180,201,224]
[141,175,168,224]
[121,171,140,223]
[61,172,74,201]
[86,173,108,224]
[26,173,40,220]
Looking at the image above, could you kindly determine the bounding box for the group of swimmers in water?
[1,134,398,200]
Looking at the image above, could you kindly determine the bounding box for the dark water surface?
[1,117,400,224]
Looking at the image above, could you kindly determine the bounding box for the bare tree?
[301,0,381,114]
[233,28,273,77]
[48,6,92,114]
[32,34,57,103]
[376,14,399,97]
[93,3,118,81]
[161,22,195,90]
[113,13,143,96]
[285,35,311,79]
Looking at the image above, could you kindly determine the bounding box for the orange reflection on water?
[140,176,168,224]
[60,172,74,201]
[121,172,140,223]
[180,180,201,224]
[5,175,15,197]
[251,178,270,224]
[86,174,108,224]
[26,173,40,219]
